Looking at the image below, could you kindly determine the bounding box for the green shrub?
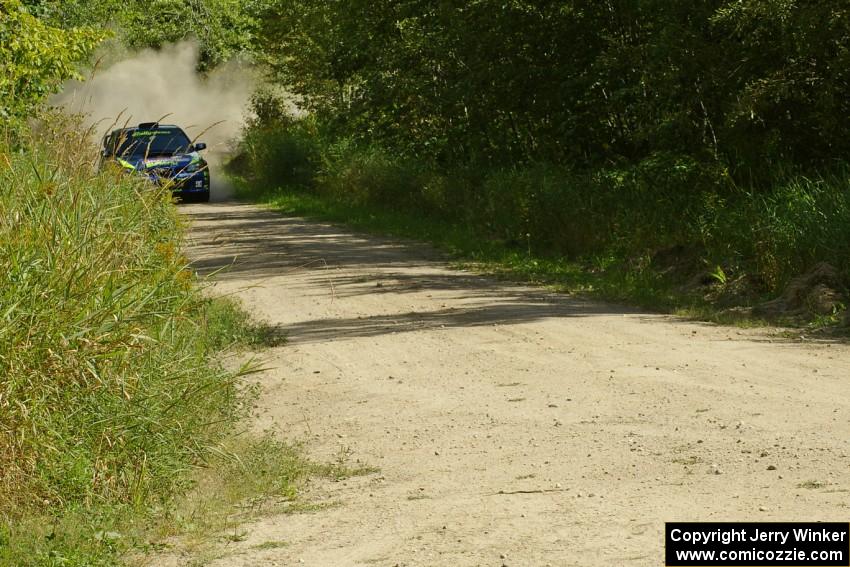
[0,125,244,518]
[235,113,850,298]
[230,90,321,190]
[700,171,850,289]
[319,144,429,210]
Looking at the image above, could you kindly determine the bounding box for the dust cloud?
[54,41,255,200]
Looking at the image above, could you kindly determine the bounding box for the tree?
[0,0,104,123]
[251,0,850,177]
[18,0,256,70]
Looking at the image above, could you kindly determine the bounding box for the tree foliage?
[252,0,850,180]
[19,0,256,69]
[0,0,103,122]
[121,0,255,68]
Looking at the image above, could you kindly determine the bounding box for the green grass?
[0,432,362,566]
[148,436,313,549]
[141,437,377,561]
[200,295,285,351]
[1,135,224,516]
[0,123,316,565]
[253,540,289,551]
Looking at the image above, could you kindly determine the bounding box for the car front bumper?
[144,169,210,195]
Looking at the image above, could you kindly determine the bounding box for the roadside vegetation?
[2,0,848,560]
[230,95,850,328]
[13,0,252,70]
[1,2,325,564]
[0,116,313,565]
[8,0,846,327]
[226,1,850,329]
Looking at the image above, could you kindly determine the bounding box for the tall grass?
[699,173,850,290]
[0,120,254,562]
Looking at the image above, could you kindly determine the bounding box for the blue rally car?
[101,123,210,202]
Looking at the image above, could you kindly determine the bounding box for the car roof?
[109,124,185,135]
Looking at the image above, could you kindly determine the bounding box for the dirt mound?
[753,262,845,320]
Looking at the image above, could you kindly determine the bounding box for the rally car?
[101,122,210,202]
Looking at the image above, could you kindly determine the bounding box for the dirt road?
[182,201,849,567]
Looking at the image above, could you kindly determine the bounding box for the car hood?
[117,153,203,172]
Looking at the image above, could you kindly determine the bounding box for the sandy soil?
[179,201,849,567]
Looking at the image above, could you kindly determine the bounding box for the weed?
[312,446,379,482]
[709,266,728,286]
[253,540,289,551]
[200,296,285,350]
[0,132,237,517]
[797,480,827,490]
[157,435,312,544]
[138,436,374,561]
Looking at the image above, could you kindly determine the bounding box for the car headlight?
[188,162,209,174]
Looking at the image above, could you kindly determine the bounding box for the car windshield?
[114,129,192,158]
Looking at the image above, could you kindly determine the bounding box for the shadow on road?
[274,299,628,345]
[187,202,443,280]
[183,202,652,345]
